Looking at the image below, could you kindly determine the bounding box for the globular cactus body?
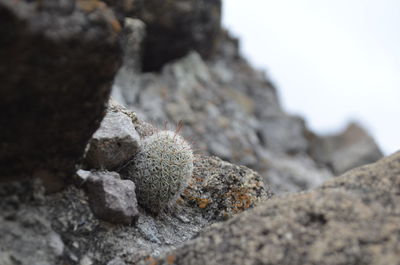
[122,130,194,214]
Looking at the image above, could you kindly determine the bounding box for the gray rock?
[0,252,13,265]
[119,18,146,74]
[132,0,222,71]
[112,18,146,107]
[107,257,126,265]
[84,109,140,170]
[257,115,309,154]
[75,169,91,183]
[43,151,270,264]
[79,255,94,265]
[148,151,400,265]
[0,202,65,265]
[114,45,331,193]
[86,171,139,224]
[257,150,333,193]
[0,0,121,182]
[309,122,383,174]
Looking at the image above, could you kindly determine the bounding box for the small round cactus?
[121,130,194,214]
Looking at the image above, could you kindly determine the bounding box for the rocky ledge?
[0,100,273,264]
[147,151,400,265]
[0,0,396,265]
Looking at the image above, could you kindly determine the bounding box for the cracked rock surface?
[147,151,400,265]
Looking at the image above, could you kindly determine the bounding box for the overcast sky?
[223,0,400,155]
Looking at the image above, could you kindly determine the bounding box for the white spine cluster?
[124,130,194,214]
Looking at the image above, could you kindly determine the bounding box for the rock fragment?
[86,171,138,224]
[85,109,140,170]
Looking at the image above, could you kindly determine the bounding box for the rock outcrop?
[114,31,333,193]
[0,0,121,184]
[148,151,400,265]
[0,0,391,265]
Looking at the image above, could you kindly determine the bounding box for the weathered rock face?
[114,32,333,193]
[309,122,383,174]
[0,0,121,182]
[0,1,390,265]
[148,151,400,265]
[132,0,222,71]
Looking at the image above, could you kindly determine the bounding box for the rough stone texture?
[0,144,271,264]
[114,32,332,193]
[86,171,139,224]
[0,180,65,265]
[259,151,332,193]
[0,1,388,265]
[132,0,222,71]
[309,122,383,174]
[0,0,121,182]
[182,155,272,220]
[147,151,400,265]
[257,115,309,153]
[84,108,140,170]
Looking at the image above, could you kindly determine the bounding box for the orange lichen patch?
[197,198,210,209]
[144,256,158,265]
[109,18,122,33]
[166,255,176,264]
[193,175,204,183]
[182,190,211,209]
[225,188,254,214]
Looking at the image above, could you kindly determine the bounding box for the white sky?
[223,0,400,155]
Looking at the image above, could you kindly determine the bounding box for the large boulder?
[0,0,122,183]
[148,151,400,265]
